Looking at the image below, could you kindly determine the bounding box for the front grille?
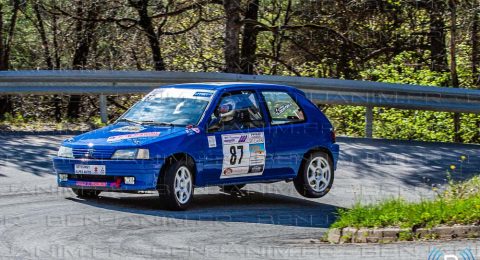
[72,148,115,159]
[68,174,117,182]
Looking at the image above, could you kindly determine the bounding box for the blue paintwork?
[53,83,340,191]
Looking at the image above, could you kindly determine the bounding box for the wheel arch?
[157,152,197,187]
[297,146,334,177]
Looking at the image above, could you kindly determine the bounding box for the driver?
[209,94,262,131]
[216,97,239,131]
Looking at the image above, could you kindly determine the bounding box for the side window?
[208,90,264,132]
[261,91,305,125]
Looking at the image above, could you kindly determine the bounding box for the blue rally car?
[53,83,339,210]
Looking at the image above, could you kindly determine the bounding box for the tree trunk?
[52,13,61,121]
[71,3,97,69]
[270,0,292,76]
[449,0,461,143]
[52,14,60,69]
[0,0,20,119]
[472,10,480,143]
[33,1,62,122]
[33,1,53,70]
[240,0,259,74]
[429,4,448,72]
[129,0,165,71]
[223,0,242,73]
[67,0,98,119]
[473,10,479,85]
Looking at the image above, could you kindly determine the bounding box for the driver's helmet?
[217,98,236,122]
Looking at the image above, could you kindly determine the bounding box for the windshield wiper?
[117,118,142,125]
[139,121,175,126]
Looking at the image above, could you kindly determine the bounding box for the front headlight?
[58,146,73,158]
[111,149,150,160]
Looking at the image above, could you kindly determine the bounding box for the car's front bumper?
[53,157,163,191]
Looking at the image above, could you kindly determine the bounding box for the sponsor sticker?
[207,136,217,148]
[220,132,266,179]
[274,103,292,115]
[193,91,213,98]
[185,127,201,135]
[107,132,161,143]
[75,181,107,187]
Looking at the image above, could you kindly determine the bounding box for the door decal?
[220,132,266,178]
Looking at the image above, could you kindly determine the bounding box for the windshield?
[119,88,214,126]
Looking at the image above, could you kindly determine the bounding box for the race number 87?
[229,145,244,165]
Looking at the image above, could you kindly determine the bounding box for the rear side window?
[261,91,305,125]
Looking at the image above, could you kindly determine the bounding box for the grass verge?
[330,176,480,230]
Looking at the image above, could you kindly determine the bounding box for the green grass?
[331,176,480,229]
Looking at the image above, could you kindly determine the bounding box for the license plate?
[74,164,106,175]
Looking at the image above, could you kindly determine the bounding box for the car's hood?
[64,123,186,148]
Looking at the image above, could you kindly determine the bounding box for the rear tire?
[72,188,101,199]
[219,184,246,193]
[294,151,334,198]
[158,158,195,211]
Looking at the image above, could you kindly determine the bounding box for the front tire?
[158,158,195,210]
[72,188,101,199]
[294,151,334,198]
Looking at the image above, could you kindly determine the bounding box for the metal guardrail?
[1,70,479,137]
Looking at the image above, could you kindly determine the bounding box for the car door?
[259,90,312,177]
[201,89,275,185]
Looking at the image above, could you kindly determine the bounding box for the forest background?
[0,0,478,143]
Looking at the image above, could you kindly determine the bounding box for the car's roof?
[156,82,304,94]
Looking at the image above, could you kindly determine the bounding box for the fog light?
[59,174,68,182]
[124,177,135,185]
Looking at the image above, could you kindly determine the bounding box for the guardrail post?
[99,94,108,124]
[365,106,373,138]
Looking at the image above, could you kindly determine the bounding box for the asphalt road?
[0,134,479,259]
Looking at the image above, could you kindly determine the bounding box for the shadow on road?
[338,138,480,187]
[0,135,62,177]
[67,189,342,228]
